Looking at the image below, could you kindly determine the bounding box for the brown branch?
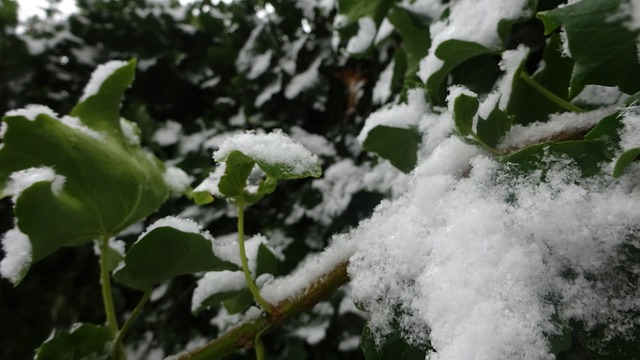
[172,261,350,360]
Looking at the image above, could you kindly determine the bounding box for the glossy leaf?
[613,148,640,178]
[35,323,110,360]
[113,226,239,291]
[387,5,431,78]
[476,101,512,149]
[0,60,170,283]
[538,0,640,97]
[362,125,421,173]
[452,92,479,137]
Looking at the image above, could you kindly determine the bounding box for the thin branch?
[171,261,349,360]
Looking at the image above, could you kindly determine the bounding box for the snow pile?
[347,111,640,359]
[419,0,531,82]
[3,167,66,202]
[0,228,32,284]
[214,129,320,176]
[346,17,376,54]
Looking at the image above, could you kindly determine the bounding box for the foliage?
[1,0,640,359]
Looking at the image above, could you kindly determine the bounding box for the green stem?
[520,71,585,113]
[99,236,124,359]
[254,331,266,360]
[237,199,274,314]
[111,289,152,357]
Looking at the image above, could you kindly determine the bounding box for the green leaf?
[426,40,496,104]
[476,101,512,149]
[361,322,427,360]
[0,60,170,283]
[452,92,479,137]
[222,288,254,314]
[387,5,431,78]
[113,223,239,291]
[35,323,110,360]
[501,140,609,177]
[256,243,278,276]
[584,112,623,159]
[218,151,256,199]
[507,33,573,125]
[537,0,640,97]
[362,125,421,173]
[339,0,395,25]
[613,148,640,178]
[547,316,572,355]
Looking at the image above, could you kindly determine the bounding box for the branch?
[172,261,350,360]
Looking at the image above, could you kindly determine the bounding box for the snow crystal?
[119,119,141,145]
[346,17,376,54]
[191,271,246,312]
[80,60,128,102]
[60,116,105,140]
[139,216,204,241]
[0,228,32,284]
[152,120,182,146]
[5,104,58,121]
[193,163,226,198]
[419,0,531,82]
[214,130,320,176]
[163,166,192,194]
[559,28,571,58]
[372,59,394,105]
[3,167,66,202]
[285,58,322,99]
[358,88,427,144]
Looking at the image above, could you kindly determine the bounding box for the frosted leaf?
[284,58,322,99]
[60,116,105,140]
[139,216,204,242]
[3,167,66,202]
[80,60,128,101]
[419,0,531,82]
[163,166,192,194]
[214,130,320,176]
[193,164,225,198]
[0,228,32,284]
[5,104,58,120]
[191,270,246,312]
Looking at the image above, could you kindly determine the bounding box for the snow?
[289,126,337,157]
[193,163,226,198]
[206,234,269,273]
[559,29,571,58]
[618,104,640,151]
[418,0,531,82]
[247,50,273,80]
[191,271,246,312]
[214,130,320,176]
[572,85,624,107]
[60,116,105,140]
[3,167,66,202]
[80,60,128,102]
[152,120,183,146]
[346,111,640,359]
[0,227,32,284]
[372,59,394,105]
[163,166,192,194]
[498,106,618,151]
[255,77,282,107]
[139,216,204,242]
[358,88,427,144]
[284,58,322,99]
[261,234,356,304]
[119,119,140,145]
[5,104,58,120]
[346,17,376,54]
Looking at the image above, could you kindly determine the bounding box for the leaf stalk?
[519,72,585,113]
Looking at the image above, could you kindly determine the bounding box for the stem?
[100,236,120,337]
[111,289,152,357]
[99,236,125,359]
[520,72,585,113]
[174,261,350,360]
[254,332,266,360]
[237,199,274,314]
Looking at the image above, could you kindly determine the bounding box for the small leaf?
[476,101,512,149]
[387,5,431,78]
[35,323,110,360]
[362,125,421,173]
[222,289,254,314]
[613,148,640,178]
[361,322,427,360]
[114,224,239,291]
[537,0,640,97]
[218,151,255,199]
[339,0,395,25]
[452,92,479,137]
[426,40,495,104]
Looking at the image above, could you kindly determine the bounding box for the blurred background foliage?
[0,0,401,358]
